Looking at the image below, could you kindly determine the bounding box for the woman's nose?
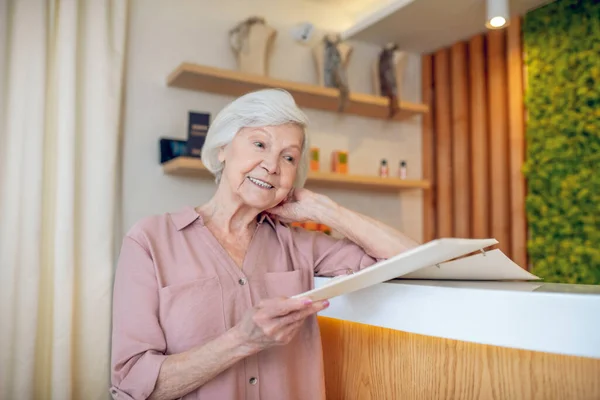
[261,156,279,174]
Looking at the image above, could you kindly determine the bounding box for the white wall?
[121,0,423,242]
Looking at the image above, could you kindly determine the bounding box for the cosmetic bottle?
[379,159,389,177]
[399,160,407,179]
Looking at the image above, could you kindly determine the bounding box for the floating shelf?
[167,63,429,121]
[163,157,430,192]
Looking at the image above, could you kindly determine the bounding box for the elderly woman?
[110,89,418,400]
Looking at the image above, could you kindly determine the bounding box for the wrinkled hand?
[235,297,329,351]
[267,188,336,224]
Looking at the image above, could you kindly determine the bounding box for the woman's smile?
[247,176,274,189]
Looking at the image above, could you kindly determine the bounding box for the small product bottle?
[379,159,389,177]
[399,160,407,179]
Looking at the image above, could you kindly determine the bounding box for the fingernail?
[302,298,313,305]
[322,300,330,308]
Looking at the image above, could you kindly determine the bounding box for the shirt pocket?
[159,276,225,353]
[264,270,306,299]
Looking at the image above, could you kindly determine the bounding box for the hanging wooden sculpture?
[312,34,353,113]
[378,43,400,118]
[324,35,350,112]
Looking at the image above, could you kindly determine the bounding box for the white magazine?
[294,238,540,302]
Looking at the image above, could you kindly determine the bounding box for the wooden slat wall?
[507,19,528,269]
[469,35,490,239]
[450,43,471,238]
[487,29,511,256]
[433,49,454,238]
[422,55,436,242]
[422,19,528,267]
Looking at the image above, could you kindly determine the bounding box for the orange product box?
[330,150,348,174]
[310,147,320,171]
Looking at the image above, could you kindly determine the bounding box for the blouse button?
[249,377,258,385]
[238,278,247,286]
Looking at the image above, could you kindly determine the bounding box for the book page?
[400,249,539,280]
[293,238,499,302]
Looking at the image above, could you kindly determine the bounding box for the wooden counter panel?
[318,317,600,400]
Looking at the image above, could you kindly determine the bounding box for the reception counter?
[315,277,600,399]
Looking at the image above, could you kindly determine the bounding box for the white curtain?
[0,1,128,398]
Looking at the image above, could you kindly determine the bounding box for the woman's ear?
[217,146,226,163]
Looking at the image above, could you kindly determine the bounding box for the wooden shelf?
[167,63,429,121]
[163,157,430,192]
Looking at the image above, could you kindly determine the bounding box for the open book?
[293,238,540,302]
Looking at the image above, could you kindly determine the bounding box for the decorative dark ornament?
[378,43,400,118]
[323,34,350,112]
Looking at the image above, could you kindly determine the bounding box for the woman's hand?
[267,188,337,224]
[233,296,329,352]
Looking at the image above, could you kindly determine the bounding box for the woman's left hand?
[266,188,337,224]
[269,187,418,258]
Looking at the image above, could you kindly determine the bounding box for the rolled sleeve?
[292,227,384,277]
[110,236,167,399]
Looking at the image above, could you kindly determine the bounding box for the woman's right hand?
[233,297,329,352]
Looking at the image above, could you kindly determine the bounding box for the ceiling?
[340,0,553,53]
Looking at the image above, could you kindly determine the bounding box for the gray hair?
[201,88,310,187]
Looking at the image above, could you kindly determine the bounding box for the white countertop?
[315,277,600,359]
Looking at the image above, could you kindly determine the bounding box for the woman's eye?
[253,142,264,148]
[284,155,295,163]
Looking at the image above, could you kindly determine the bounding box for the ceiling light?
[486,0,509,29]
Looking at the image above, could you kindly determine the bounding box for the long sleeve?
[291,227,384,277]
[110,236,168,400]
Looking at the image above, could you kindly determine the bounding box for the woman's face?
[219,123,304,211]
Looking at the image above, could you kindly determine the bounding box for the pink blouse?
[110,206,379,400]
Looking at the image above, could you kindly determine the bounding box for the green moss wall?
[523,0,600,284]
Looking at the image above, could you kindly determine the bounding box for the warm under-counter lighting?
[486,0,509,29]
